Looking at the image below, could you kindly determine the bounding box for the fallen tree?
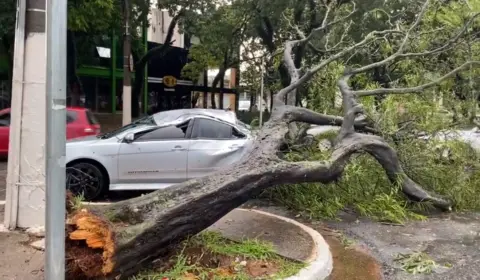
[65,1,479,279]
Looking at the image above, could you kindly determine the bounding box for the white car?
[418,128,480,151]
[307,124,480,155]
[66,109,254,200]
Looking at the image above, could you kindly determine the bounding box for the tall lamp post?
[45,0,67,277]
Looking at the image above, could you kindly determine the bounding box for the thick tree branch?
[349,0,430,76]
[308,0,320,30]
[284,132,452,211]
[285,106,376,133]
[131,9,184,116]
[331,69,453,210]
[275,28,402,105]
[275,2,358,106]
[306,2,357,43]
[256,15,276,52]
[355,61,480,97]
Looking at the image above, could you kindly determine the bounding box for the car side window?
[66,111,77,124]
[0,113,11,126]
[85,109,99,125]
[192,118,234,139]
[136,122,189,142]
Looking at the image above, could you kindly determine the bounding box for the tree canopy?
[64,0,480,279]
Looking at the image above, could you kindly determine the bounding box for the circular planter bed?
[133,231,305,280]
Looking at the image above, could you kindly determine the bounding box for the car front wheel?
[66,162,106,201]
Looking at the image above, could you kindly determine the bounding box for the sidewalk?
[1,206,328,280]
[0,206,44,280]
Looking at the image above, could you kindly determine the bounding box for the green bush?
[264,135,480,224]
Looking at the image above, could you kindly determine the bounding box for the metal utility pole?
[45,0,67,277]
[259,58,264,127]
[122,0,132,125]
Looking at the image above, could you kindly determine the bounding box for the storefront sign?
[163,75,177,87]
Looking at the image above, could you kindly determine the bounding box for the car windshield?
[236,119,249,129]
[98,115,156,139]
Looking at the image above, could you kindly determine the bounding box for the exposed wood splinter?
[66,209,116,277]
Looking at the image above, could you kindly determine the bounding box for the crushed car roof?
[152,109,237,125]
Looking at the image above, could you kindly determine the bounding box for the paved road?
[244,200,480,280]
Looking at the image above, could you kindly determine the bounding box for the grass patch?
[69,193,85,211]
[192,231,277,260]
[394,252,437,274]
[133,231,304,280]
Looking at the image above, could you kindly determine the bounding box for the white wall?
[148,9,184,48]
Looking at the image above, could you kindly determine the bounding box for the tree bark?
[122,0,133,125]
[209,68,226,109]
[66,30,85,107]
[249,89,256,111]
[1,35,13,100]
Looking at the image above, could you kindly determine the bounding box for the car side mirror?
[124,133,135,143]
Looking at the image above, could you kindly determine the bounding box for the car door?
[187,117,247,179]
[117,121,191,184]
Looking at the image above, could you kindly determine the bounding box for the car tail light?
[84,127,94,133]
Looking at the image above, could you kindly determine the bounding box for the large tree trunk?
[131,11,184,118]
[122,0,133,125]
[1,35,13,105]
[209,68,226,109]
[66,30,85,107]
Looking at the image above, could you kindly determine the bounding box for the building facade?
[0,8,240,114]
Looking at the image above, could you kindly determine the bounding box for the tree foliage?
[62,0,480,278]
[267,0,480,222]
[0,0,15,40]
[68,0,116,32]
[180,0,252,99]
[175,0,480,221]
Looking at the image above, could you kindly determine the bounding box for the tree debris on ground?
[64,1,480,278]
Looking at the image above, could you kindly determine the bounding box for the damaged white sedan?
[65,109,254,200]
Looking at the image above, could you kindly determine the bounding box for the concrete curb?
[237,209,333,280]
[22,206,333,279]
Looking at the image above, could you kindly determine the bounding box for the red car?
[0,107,101,156]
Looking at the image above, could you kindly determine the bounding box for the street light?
[45,0,67,278]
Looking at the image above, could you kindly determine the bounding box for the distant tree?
[65,1,480,279]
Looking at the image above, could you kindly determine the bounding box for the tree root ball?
[66,209,116,278]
